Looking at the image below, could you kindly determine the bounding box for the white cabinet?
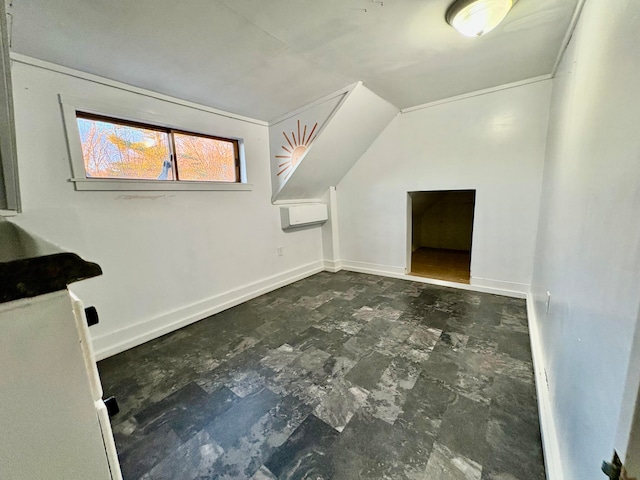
[0,290,122,480]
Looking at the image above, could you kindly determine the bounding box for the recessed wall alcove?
[408,190,476,283]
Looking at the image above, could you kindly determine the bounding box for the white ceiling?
[7,0,579,121]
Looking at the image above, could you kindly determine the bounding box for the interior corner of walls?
[91,260,324,360]
[526,292,564,480]
[323,259,342,273]
[341,260,406,277]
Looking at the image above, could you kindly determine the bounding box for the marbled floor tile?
[290,346,332,373]
[335,410,435,479]
[133,382,209,433]
[494,330,534,363]
[368,318,415,356]
[497,310,529,334]
[170,387,238,441]
[436,395,491,466]
[205,387,281,450]
[259,326,303,350]
[480,472,522,480]
[345,351,393,391]
[207,394,312,479]
[487,353,534,386]
[423,442,482,480]
[444,315,478,335]
[251,465,277,479]
[351,305,380,323]
[382,279,424,298]
[265,350,332,407]
[397,373,457,438]
[449,349,533,387]
[330,447,380,480]
[483,409,546,480]
[259,344,302,373]
[264,414,339,480]
[291,326,352,358]
[224,369,267,398]
[453,369,494,405]
[324,355,357,381]
[294,291,334,309]
[398,309,445,331]
[139,430,224,480]
[363,357,420,424]
[111,416,143,455]
[499,302,528,319]
[341,331,380,359]
[440,332,470,351]
[420,350,460,388]
[489,374,539,423]
[400,324,443,363]
[313,378,369,431]
[315,297,367,319]
[118,424,183,479]
[194,346,272,395]
[466,337,499,355]
[255,320,281,338]
[334,285,367,301]
[98,270,545,480]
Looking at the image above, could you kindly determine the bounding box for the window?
[60,95,251,191]
[76,113,240,184]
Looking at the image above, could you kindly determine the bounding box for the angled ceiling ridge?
[11,53,269,126]
[269,82,365,202]
[272,83,398,202]
[268,81,361,126]
[401,74,552,114]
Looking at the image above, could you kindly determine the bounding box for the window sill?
[69,178,253,192]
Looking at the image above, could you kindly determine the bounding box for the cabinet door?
[0,291,111,480]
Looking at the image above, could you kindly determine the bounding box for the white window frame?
[60,95,252,191]
[0,0,20,213]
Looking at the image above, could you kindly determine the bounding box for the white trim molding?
[58,94,253,192]
[470,276,528,296]
[268,82,360,126]
[401,75,552,114]
[323,259,343,273]
[11,53,267,126]
[69,178,253,192]
[527,292,564,480]
[340,260,526,298]
[91,260,324,360]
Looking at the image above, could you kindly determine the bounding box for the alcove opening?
[409,190,476,284]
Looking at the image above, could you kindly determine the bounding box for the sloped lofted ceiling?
[7,0,579,121]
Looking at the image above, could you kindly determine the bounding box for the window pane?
[173,133,237,182]
[76,115,173,181]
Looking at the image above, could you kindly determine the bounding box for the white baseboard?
[339,260,526,298]
[323,259,343,273]
[471,276,529,297]
[92,260,325,360]
[526,292,564,480]
[341,260,406,276]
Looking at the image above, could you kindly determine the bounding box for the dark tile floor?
[98,271,546,480]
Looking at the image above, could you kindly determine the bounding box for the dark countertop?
[0,219,102,303]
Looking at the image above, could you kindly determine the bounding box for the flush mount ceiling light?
[446,0,515,37]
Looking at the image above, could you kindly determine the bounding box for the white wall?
[530,1,640,478]
[9,58,324,359]
[336,80,552,293]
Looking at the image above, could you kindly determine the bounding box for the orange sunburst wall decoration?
[275,120,318,180]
